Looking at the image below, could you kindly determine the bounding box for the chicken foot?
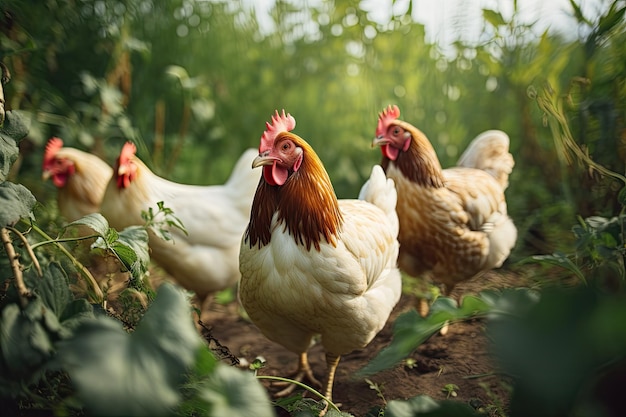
[273,352,322,397]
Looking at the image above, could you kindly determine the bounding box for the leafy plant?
[357,288,540,378]
[0,79,274,417]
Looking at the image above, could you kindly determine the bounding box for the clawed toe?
[272,352,322,397]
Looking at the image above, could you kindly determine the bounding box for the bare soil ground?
[199,270,522,417]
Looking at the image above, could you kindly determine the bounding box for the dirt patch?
[200,271,521,417]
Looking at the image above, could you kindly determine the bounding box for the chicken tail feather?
[456,130,514,190]
[225,148,262,195]
[358,165,398,236]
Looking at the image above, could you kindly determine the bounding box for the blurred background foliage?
[1,0,625,265]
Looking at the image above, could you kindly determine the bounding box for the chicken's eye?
[393,127,401,136]
[281,142,291,151]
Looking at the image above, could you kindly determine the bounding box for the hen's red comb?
[44,137,64,165]
[376,105,401,137]
[119,141,137,164]
[260,109,296,152]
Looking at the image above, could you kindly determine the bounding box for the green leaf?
[66,213,110,236]
[0,111,29,182]
[58,283,202,416]
[355,309,441,377]
[385,395,481,417]
[0,298,61,378]
[90,225,150,280]
[568,0,592,25]
[192,364,274,417]
[488,286,625,417]
[482,9,506,27]
[527,252,587,284]
[116,225,150,278]
[24,260,95,330]
[32,262,72,318]
[357,289,540,377]
[0,182,36,226]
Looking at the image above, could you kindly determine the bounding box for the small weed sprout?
[365,378,386,405]
[404,358,417,369]
[442,383,459,398]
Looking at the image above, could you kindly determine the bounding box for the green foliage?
[527,212,626,289]
[0,181,36,226]
[489,285,626,417]
[0,77,274,417]
[357,288,540,378]
[0,111,28,181]
[573,215,626,280]
[3,0,626,415]
[69,213,151,282]
[57,283,202,416]
[142,200,189,241]
[179,349,276,417]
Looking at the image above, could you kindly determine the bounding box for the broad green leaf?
[457,295,490,316]
[66,213,110,236]
[355,309,441,377]
[24,261,95,330]
[31,262,72,318]
[385,395,480,417]
[488,286,625,417]
[192,344,219,376]
[116,225,150,278]
[193,364,274,417]
[0,182,36,226]
[0,297,63,378]
[358,289,540,377]
[0,111,29,181]
[58,283,202,416]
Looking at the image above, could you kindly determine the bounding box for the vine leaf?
[190,362,276,417]
[0,111,29,182]
[0,262,94,381]
[57,283,203,417]
[0,182,36,226]
[66,212,111,237]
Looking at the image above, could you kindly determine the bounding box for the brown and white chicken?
[100,142,261,308]
[239,110,401,409]
[42,137,113,222]
[372,105,516,313]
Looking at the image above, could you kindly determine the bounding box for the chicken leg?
[274,352,322,397]
[319,352,341,417]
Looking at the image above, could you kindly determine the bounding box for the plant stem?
[6,225,42,277]
[1,227,30,308]
[29,234,102,250]
[256,375,341,413]
[24,220,104,303]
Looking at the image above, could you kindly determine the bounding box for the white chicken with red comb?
[239,110,401,411]
[100,142,261,309]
